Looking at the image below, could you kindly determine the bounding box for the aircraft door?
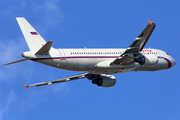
[58,49,66,60]
[58,49,67,67]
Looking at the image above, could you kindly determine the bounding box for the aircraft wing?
[24,73,88,88]
[113,20,156,65]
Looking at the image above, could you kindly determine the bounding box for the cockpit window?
[166,52,169,55]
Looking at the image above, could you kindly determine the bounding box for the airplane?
[4,18,176,88]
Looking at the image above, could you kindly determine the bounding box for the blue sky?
[0,0,179,120]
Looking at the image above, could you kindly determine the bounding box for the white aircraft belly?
[63,57,116,71]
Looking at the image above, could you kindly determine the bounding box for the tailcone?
[22,51,36,59]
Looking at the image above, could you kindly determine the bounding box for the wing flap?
[113,55,134,65]
[113,56,134,65]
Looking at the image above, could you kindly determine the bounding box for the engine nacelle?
[135,54,159,67]
[92,75,116,88]
[143,54,159,66]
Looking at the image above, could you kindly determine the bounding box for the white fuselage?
[23,48,176,74]
[6,18,176,88]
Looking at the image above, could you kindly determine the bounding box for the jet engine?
[134,54,159,66]
[91,75,116,87]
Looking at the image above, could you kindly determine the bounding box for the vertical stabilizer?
[16,17,47,51]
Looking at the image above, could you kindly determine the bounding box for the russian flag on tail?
[30,31,38,35]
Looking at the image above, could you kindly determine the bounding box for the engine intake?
[135,54,159,66]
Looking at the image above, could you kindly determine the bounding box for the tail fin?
[16,17,47,51]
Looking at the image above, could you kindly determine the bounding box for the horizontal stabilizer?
[4,58,29,65]
[35,41,53,55]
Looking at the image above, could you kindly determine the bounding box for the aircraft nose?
[167,55,176,68]
[171,57,176,67]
